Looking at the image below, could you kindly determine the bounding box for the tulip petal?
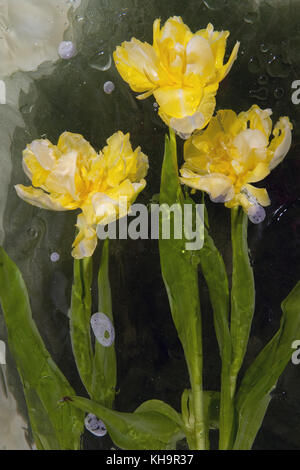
[15,184,68,211]
[72,213,98,259]
[159,16,192,46]
[45,150,78,198]
[244,184,271,207]
[269,117,292,170]
[180,168,234,201]
[114,38,159,93]
[186,35,215,78]
[220,40,240,79]
[154,87,201,119]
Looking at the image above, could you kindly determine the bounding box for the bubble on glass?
[249,87,268,101]
[248,56,260,74]
[50,252,60,263]
[203,0,225,10]
[89,47,112,72]
[274,87,284,99]
[58,41,77,59]
[260,43,269,53]
[248,204,266,224]
[84,413,107,437]
[91,313,115,347]
[103,81,115,94]
[153,102,159,111]
[258,74,268,86]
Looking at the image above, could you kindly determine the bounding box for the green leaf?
[68,395,184,450]
[69,257,94,395]
[198,211,233,449]
[92,239,117,407]
[159,130,206,450]
[0,247,84,450]
[234,280,300,450]
[230,207,255,394]
[135,399,184,429]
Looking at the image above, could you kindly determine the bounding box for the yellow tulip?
[15,131,149,258]
[114,16,239,137]
[180,105,292,223]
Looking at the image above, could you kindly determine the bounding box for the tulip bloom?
[114,16,239,137]
[180,105,292,223]
[15,131,148,258]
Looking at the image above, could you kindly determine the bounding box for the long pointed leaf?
[159,130,206,450]
[92,239,116,407]
[67,395,184,450]
[69,257,94,395]
[234,280,300,449]
[230,207,255,394]
[0,247,84,450]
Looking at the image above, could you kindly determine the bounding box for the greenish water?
[1,0,300,450]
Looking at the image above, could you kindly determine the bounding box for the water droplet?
[27,227,38,239]
[267,56,290,78]
[274,87,284,99]
[249,87,268,101]
[153,102,159,111]
[244,12,257,24]
[58,41,77,60]
[203,0,225,10]
[50,252,60,263]
[248,56,260,74]
[258,74,268,86]
[260,43,269,53]
[103,81,115,94]
[89,44,112,72]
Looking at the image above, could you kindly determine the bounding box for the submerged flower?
[180,105,292,223]
[15,131,148,258]
[114,16,239,137]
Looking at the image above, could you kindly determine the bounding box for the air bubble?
[103,81,115,94]
[50,252,60,263]
[84,413,107,437]
[58,41,77,60]
[91,313,115,347]
[248,205,266,224]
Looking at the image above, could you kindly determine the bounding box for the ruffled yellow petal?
[113,38,159,93]
[158,16,192,46]
[244,184,271,207]
[181,105,292,218]
[16,131,148,258]
[154,87,202,119]
[180,168,234,201]
[268,116,292,170]
[15,184,73,211]
[185,35,215,78]
[218,41,240,80]
[45,151,78,198]
[72,213,98,259]
[114,17,239,135]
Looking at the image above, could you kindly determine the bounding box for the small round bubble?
[84,413,107,437]
[50,252,60,262]
[91,312,115,347]
[103,81,115,94]
[248,205,266,224]
[58,41,77,60]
